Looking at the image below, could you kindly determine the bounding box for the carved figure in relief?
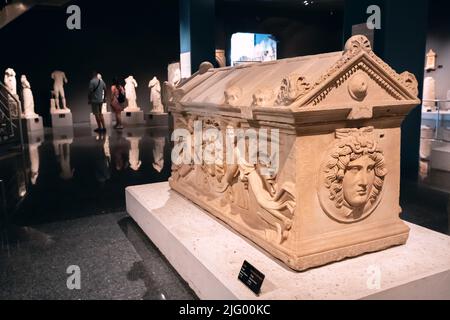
[224,86,242,106]
[252,87,274,107]
[320,127,387,222]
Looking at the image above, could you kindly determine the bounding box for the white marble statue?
[126,136,142,171]
[29,140,43,185]
[21,75,38,119]
[4,68,21,118]
[4,68,17,95]
[51,70,70,113]
[152,137,165,173]
[168,62,181,86]
[97,73,108,113]
[148,76,164,113]
[124,76,139,111]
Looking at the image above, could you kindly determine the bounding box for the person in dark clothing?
[89,71,107,132]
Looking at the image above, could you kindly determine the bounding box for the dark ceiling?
[219,0,344,11]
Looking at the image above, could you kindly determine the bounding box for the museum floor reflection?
[0,124,198,300]
[10,125,172,226]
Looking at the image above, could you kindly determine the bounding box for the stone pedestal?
[121,110,144,125]
[51,112,73,128]
[23,116,44,132]
[126,182,450,300]
[431,145,450,172]
[90,112,113,128]
[145,112,169,127]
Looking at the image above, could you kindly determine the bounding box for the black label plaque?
[238,260,265,295]
[59,114,65,119]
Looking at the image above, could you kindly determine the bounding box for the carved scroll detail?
[276,73,311,106]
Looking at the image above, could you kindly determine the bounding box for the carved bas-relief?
[319,127,387,223]
[168,35,420,271]
[224,86,242,106]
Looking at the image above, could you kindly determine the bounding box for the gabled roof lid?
[177,35,420,110]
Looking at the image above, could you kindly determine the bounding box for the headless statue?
[21,75,38,119]
[51,70,69,113]
[148,76,164,113]
[4,68,17,95]
[98,73,108,113]
[124,76,139,111]
[4,68,21,117]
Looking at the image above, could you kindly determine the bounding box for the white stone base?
[23,116,44,132]
[145,112,169,127]
[90,112,113,128]
[126,182,450,300]
[431,145,450,172]
[51,112,73,128]
[122,110,145,125]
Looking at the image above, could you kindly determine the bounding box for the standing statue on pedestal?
[3,68,20,118]
[4,68,17,95]
[148,76,164,113]
[51,70,70,114]
[124,76,139,111]
[97,73,108,113]
[21,75,38,119]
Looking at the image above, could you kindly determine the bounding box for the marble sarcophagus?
[168,35,420,271]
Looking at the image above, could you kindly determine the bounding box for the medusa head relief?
[318,127,388,223]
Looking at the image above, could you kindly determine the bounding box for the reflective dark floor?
[0,124,197,300]
[0,124,449,300]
